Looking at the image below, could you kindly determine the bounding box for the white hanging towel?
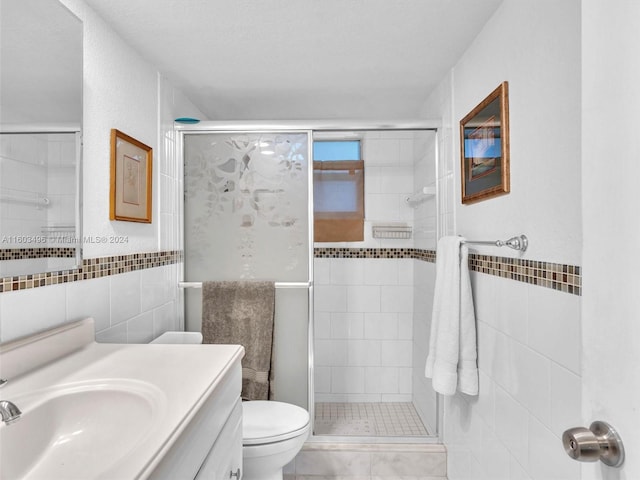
[425,236,479,395]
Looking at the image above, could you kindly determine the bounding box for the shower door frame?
[175,120,442,443]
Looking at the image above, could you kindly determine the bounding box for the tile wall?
[313,131,423,402]
[314,256,415,402]
[444,272,582,480]
[0,263,180,343]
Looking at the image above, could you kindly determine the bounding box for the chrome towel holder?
[461,234,528,252]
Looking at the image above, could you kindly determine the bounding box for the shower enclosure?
[178,122,439,443]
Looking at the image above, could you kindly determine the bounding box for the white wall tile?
[472,370,495,426]
[95,322,127,343]
[398,313,413,339]
[315,339,348,366]
[0,284,67,341]
[364,138,400,166]
[510,341,552,426]
[364,312,398,339]
[347,285,381,313]
[363,259,398,285]
[331,312,364,339]
[66,276,111,332]
[365,193,401,222]
[315,285,347,312]
[347,339,382,366]
[397,259,414,285]
[381,285,413,313]
[492,276,528,344]
[314,311,331,339]
[398,367,412,394]
[365,366,399,393]
[315,366,331,393]
[140,265,175,312]
[495,386,529,469]
[152,302,176,338]
[550,363,582,438]
[381,340,413,367]
[528,417,581,480]
[528,286,581,374]
[331,367,365,394]
[109,271,141,325]
[127,311,154,343]
[331,258,365,285]
[379,166,414,193]
[314,258,331,285]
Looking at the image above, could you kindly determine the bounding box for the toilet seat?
[242,401,310,446]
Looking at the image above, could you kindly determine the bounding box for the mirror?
[0,0,83,278]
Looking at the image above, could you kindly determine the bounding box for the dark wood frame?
[460,81,510,204]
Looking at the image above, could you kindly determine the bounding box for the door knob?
[562,421,624,467]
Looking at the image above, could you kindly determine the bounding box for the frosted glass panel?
[183,131,310,408]
[184,132,309,281]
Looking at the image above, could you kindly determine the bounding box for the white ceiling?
[87,0,503,121]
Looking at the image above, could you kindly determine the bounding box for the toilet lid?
[242,401,310,445]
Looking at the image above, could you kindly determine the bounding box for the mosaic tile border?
[0,247,76,260]
[0,248,581,295]
[469,254,582,296]
[314,247,582,296]
[0,250,181,293]
[313,247,413,259]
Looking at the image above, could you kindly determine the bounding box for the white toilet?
[151,331,310,480]
[242,400,310,480]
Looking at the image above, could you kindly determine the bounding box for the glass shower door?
[182,131,311,409]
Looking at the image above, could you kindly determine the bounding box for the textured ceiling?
[88,0,503,120]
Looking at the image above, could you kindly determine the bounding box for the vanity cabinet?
[195,400,243,479]
[0,319,245,479]
[149,359,243,480]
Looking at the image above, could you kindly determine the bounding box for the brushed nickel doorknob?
[562,421,624,467]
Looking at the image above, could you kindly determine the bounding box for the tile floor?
[314,402,429,437]
[284,442,447,479]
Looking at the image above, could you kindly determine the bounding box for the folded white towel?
[425,236,479,396]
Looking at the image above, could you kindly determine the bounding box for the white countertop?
[0,318,244,479]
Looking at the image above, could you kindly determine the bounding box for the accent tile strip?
[0,247,76,260]
[0,250,182,293]
[468,253,582,296]
[314,247,581,296]
[0,248,581,295]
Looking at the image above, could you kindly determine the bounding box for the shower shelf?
[405,186,435,208]
[372,224,412,240]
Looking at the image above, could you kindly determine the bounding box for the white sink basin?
[0,318,244,479]
[0,380,166,479]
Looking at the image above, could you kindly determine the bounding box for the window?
[313,140,364,242]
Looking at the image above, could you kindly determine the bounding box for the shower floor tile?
[314,402,429,436]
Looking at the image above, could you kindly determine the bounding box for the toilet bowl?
[242,400,309,480]
[150,332,309,480]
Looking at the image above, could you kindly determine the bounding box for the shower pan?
[177,121,440,443]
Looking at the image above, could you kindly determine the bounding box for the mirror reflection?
[0,0,83,277]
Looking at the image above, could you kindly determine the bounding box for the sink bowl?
[0,380,166,479]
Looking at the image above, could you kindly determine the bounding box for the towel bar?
[178,281,311,289]
[461,234,528,252]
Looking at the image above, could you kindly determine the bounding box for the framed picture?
[109,129,153,223]
[460,81,510,204]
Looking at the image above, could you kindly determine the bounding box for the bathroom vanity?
[0,318,244,479]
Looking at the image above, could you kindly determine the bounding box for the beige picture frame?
[109,129,153,223]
